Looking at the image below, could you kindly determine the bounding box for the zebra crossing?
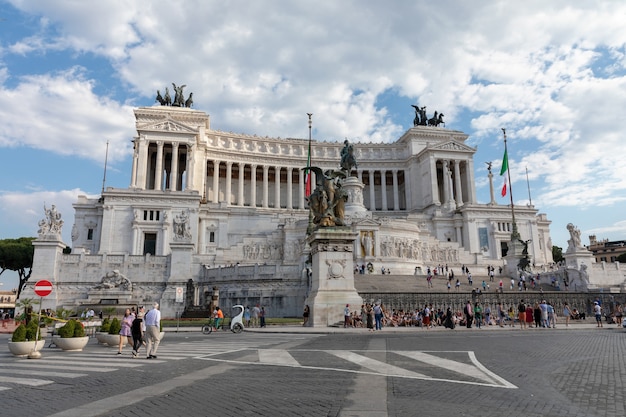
[1,334,516,391]
[0,333,315,392]
[197,348,518,389]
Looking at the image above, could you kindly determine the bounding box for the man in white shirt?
[144,302,161,359]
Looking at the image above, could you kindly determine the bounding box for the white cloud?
[0,188,94,243]
[0,67,135,162]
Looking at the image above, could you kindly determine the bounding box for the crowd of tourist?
[339,298,621,330]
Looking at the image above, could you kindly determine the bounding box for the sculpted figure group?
[411,105,445,127]
[156,83,193,108]
[306,140,360,231]
[38,204,64,236]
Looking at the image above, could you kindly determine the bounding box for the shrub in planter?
[73,320,86,337]
[25,319,42,341]
[58,319,77,338]
[108,318,121,335]
[11,323,27,342]
[99,318,111,333]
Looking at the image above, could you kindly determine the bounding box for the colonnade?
[131,139,191,191]
[205,160,409,212]
[434,159,473,208]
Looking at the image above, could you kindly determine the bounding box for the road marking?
[199,349,518,389]
[0,376,52,386]
[258,349,300,366]
[394,351,495,385]
[0,369,88,378]
[327,350,430,379]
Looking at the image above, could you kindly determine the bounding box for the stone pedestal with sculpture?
[18,205,67,309]
[503,233,526,278]
[563,223,594,269]
[304,228,363,327]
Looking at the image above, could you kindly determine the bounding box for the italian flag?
[499,149,508,197]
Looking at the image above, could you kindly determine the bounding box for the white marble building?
[23,105,554,318]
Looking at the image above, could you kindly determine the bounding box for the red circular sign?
[34,279,53,297]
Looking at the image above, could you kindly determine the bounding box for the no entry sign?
[34,279,53,297]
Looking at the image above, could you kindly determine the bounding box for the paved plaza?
[1,323,624,417]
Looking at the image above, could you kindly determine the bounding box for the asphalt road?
[1,324,624,417]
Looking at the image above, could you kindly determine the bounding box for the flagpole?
[525,166,532,207]
[306,113,314,234]
[306,113,313,194]
[101,140,109,196]
[502,128,519,239]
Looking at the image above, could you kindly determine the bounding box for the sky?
[1,1,626,290]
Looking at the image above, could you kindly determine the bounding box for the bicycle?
[201,305,245,334]
[201,317,228,334]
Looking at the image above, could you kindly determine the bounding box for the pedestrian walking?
[259,306,266,328]
[251,304,261,327]
[465,300,473,328]
[144,302,161,359]
[344,304,351,328]
[373,303,383,330]
[118,308,134,355]
[303,305,310,327]
[131,306,145,358]
[563,302,571,327]
[244,306,251,327]
[594,301,603,327]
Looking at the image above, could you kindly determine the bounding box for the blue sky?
[2,1,626,290]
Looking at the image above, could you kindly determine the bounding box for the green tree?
[552,245,564,263]
[616,253,626,263]
[0,237,36,298]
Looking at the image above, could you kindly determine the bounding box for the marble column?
[212,160,220,203]
[286,167,293,209]
[225,161,233,205]
[155,141,164,190]
[442,161,450,204]
[274,166,281,208]
[430,157,440,205]
[185,145,193,190]
[262,165,269,208]
[250,164,257,207]
[368,170,376,210]
[392,169,399,211]
[131,140,138,188]
[454,160,464,207]
[238,162,245,206]
[136,136,150,189]
[170,142,179,191]
[381,170,388,210]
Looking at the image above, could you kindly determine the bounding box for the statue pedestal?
[305,228,363,327]
[342,177,368,217]
[21,238,67,308]
[503,237,525,277]
[564,248,594,270]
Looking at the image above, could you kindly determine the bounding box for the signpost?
[175,287,183,331]
[29,279,53,359]
[34,279,53,297]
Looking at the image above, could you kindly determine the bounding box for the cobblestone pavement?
[1,324,624,417]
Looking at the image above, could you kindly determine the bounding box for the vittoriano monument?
[304,140,363,327]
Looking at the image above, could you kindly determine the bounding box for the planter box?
[8,340,46,357]
[54,336,90,351]
[98,333,129,347]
